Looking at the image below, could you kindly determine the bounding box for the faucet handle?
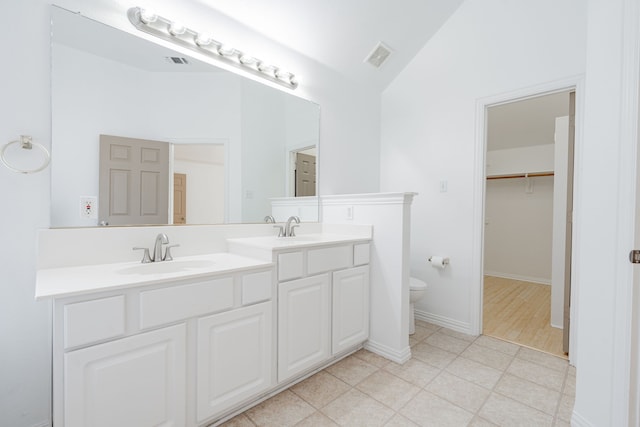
[133,247,152,263]
[289,224,300,237]
[163,244,180,261]
[273,225,285,237]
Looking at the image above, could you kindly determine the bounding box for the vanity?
[42,4,375,426]
[227,235,371,383]
[36,228,371,427]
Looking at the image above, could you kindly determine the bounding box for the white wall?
[572,0,640,425]
[173,144,225,224]
[322,193,415,363]
[484,144,556,284]
[0,4,53,427]
[380,0,586,333]
[484,176,554,284]
[0,2,380,426]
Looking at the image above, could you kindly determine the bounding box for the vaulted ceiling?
[196,0,466,90]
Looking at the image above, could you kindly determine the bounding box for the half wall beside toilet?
[322,192,416,363]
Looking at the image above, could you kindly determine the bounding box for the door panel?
[278,274,330,382]
[332,266,370,354]
[295,152,316,197]
[99,134,169,225]
[64,324,186,427]
[196,302,272,422]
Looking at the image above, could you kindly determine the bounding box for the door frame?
[168,138,230,223]
[286,143,316,197]
[470,76,585,366]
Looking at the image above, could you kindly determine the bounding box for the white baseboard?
[571,410,594,427]
[364,340,411,364]
[484,271,551,285]
[414,310,474,335]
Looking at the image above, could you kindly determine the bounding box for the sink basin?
[118,259,216,275]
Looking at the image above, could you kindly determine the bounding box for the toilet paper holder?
[428,256,450,266]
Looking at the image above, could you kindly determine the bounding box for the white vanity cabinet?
[272,242,371,384]
[50,263,275,427]
[196,301,273,423]
[332,265,370,355]
[64,324,187,427]
[278,274,331,382]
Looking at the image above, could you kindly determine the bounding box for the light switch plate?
[346,206,354,220]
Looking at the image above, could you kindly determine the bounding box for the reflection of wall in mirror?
[240,80,320,222]
[51,42,242,226]
[241,80,286,222]
[173,144,225,224]
[51,36,319,227]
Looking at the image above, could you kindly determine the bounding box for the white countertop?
[226,233,371,250]
[36,253,272,300]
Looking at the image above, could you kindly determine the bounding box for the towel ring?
[0,135,50,174]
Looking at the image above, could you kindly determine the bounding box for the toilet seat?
[410,277,427,291]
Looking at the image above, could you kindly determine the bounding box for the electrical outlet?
[439,180,448,193]
[80,197,97,219]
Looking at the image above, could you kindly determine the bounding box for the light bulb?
[258,63,277,77]
[240,55,258,66]
[195,33,214,47]
[218,45,238,57]
[168,22,186,36]
[276,70,293,81]
[139,9,157,24]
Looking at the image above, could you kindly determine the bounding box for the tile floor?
[221,320,575,427]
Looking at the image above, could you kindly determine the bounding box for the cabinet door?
[278,274,330,383]
[196,302,273,423]
[64,324,186,427]
[332,266,370,355]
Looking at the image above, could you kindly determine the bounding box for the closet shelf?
[486,171,554,180]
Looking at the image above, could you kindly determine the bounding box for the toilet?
[409,277,428,335]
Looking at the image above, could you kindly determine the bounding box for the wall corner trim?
[571,410,595,427]
[364,340,411,364]
[415,310,474,335]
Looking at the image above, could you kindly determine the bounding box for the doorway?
[481,90,575,358]
[288,146,317,197]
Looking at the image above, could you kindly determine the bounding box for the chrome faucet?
[133,233,178,263]
[153,233,169,262]
[264,215,276,223]
[284,216,300,237]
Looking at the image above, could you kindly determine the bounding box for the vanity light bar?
[127,7,298,90]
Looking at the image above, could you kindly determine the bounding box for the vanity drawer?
[353,243,370,266]
[278,252,304,281]
[64,295,126,349]
[308,245,353,275]
[140,278,234,329]
[242,270,273,305]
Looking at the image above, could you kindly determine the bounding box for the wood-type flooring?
[483,275,566,358]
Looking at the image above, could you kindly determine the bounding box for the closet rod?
[486,172,554,180]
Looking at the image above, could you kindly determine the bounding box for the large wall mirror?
[50,6,319,228]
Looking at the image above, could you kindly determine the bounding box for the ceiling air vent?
[165,56,189,65]
[365,42,392,68]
